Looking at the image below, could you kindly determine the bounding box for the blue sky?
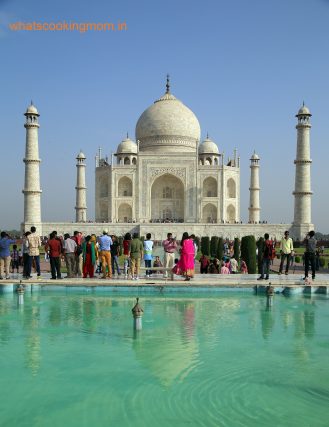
[1,0,328,232]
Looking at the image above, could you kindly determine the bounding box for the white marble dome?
[117,137,137,154]
[297,104,311,116]
[199,137,219,154]
[25,103,39,115]
[135,91,201,153]
[76,151,86,159]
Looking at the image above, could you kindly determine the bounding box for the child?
[153,256,163,275]
[11,244,20,274]
[241,259,248,274]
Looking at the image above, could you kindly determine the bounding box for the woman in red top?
[123,232,132,278]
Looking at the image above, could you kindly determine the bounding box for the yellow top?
[280,237,294,254]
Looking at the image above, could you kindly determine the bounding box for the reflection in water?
[132,300,199,387]
[260,300,275,340]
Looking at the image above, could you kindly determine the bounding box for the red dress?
[177,239,195,277]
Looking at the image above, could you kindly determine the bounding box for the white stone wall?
[35,221,306,242]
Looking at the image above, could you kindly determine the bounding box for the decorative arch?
[202,203,217,223]
[118,203,132,222]
[118,176,132,197]
[151,174,184,221]
[132,157,137,165]
[227,178,236,198]
[124,157,130,165]
[227,204,236,222]
[203,177,217,197]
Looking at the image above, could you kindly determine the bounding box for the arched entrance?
[151,174,184,221]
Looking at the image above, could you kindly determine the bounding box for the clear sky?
[1,0,328,232]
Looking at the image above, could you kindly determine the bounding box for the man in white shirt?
[279,231,294,275]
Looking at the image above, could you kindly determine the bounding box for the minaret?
[248,151,260,223]
[75,151,87,222]
[23,102,42,225]
[293,103,312,230]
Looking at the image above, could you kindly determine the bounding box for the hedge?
[217,237,224,261]
[201,236,210,256]
[233,237,240,262]
[241,235,257,274]
[210,236,219,257]
[256,237,264,274]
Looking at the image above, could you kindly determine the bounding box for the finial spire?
[166,74,170,94]
[303,100,305,107]
[126,131,129,139]
[31,100,33,106]
[206,132,209,139]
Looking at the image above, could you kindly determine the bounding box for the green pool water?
[0,291,328,427]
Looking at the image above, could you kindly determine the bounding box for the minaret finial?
[303,100,305,106]
[31,100,33,106]
[166,74,170,94]
[206,132,209,139]
[127,131,129,139]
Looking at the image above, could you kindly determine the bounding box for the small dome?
[198,137,219,155]
[297,104,311,116]
[250,151,260,160]
[25,103,39,115]
[117,137,137,154]
[76,151,86,159]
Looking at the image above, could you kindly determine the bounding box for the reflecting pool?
[0,292,328,427]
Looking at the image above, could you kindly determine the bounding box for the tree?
[201,236,210,256]
[210,236,219,257]
[233,237,240,262]
[256,237,264,274]
[241,235,257,274]
[217,237,224,261]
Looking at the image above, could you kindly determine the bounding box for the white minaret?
[293,103,312,229]
[23,102,42,225]
[248,151,260,223]
[75,151,87,222]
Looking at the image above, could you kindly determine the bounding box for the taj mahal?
[22,77,314,240]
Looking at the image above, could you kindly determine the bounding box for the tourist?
[26,226,42,278]
[63,233,77,278]
[162,233,178,278]
[21,231,31,279]
[199,253,210,274]
[45,232,62,279]
[304,230,317,281]
[190,234,198,261]
[0,231,16,279]
[225,258,232,273]
[279,230,294,275]
[240,259,248,274]
[98,230,113,279]
[230,256,238,274]
[72,231,83,277]
[90,234,99,275]
[257,233,273,280]
[209,258,220,274]
[123,232,132,279]
[82,235,96,278]
[110,235,121,277]
[10,244,20,274]
[153,256,163,275]
[220,261,230,274]
[130,233,143,280]
[144,233,153,278]
[176,232,195,281]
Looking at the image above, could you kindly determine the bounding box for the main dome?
[135,85,201,153]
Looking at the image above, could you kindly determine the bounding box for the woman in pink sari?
[177,232,195,281]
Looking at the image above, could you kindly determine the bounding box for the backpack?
[264,241,276,259]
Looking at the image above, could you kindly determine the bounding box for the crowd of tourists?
[0,227,320,282]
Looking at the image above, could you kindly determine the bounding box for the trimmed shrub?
[256,237,264,274]
[217,237,224,261]
[294,256,301,263]
[241,235,257,274]
[201,236,210,256]
[210,236,219,257]
[233,237,240,262]
[319,257,326,268]
[118,236,123,256]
